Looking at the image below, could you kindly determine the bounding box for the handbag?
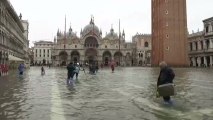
[157,83,175,97]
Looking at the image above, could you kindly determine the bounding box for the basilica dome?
[82,18,100,37]
[105,28,119,40]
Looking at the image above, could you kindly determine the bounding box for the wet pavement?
[0,67,213,120]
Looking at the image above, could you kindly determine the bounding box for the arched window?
[144,42,149,47]
[190,42,193,51]
[206,26,209,33]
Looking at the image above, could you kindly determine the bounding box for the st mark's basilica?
[52,17,137,66]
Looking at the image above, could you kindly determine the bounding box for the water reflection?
[0,71,30,120]
[0,67,212,120]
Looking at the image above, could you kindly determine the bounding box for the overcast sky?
[9,0,213,47]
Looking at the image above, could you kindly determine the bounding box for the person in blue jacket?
[18,63,25,75]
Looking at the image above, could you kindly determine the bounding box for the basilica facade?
[52,18,137,66]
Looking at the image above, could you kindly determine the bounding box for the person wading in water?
[157,61,175,104]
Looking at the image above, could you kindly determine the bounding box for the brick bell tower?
[151,0,189,67]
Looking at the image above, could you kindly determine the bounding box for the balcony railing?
[204,31,213,36]
[189,48,213,54]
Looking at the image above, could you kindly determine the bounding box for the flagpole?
[64,15,66,50]
[119,19,121,66]
[92,15,94,36]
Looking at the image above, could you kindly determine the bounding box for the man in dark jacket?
[157,61,175,103]
[67,62,75,80]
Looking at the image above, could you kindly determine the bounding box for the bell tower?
[151,0,189,67]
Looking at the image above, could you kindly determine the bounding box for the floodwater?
[0,67,213,120]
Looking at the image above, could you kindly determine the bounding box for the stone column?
[210,39,213,49]
[197,41,200,50]
[204,56,207,67]
[196,42,198,50]
[197,57,201,67]
[192,57,196,67]
[204,40,207,50]
[210,24,213,32]
[195,57,198,67]
[210,56,213,67]
[192,42,195,51]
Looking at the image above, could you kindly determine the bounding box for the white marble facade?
[188,17,213,67]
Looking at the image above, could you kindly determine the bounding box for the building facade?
[21,19,29,58]
[0,0,29,67]
[132,33,151,66]
[188,17,213,67]
[33,41,54,65]
[28,47,34,65]
[52,18,137,67]
[151,0,189,67]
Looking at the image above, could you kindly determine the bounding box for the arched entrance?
[85,48,97,65]
[71,51,80,63]
[59,51,68,66]
[84,36,99,48]
[114,51,122,66]
[102,51,112,66]
[126,52,131,60]
[139,60,142,66]
[125,52,131,66]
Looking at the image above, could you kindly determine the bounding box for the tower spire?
[64,15,67,49]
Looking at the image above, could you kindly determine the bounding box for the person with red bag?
[110,60,115,73]
[2,64,5,76]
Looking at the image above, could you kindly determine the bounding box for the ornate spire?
[69,23,72,32]
[110,24,114,33]
[57,29,60,36]
[19,13,22,20]
[122,29,125,36]
[122,29,125,39]
[69,23,72,36]
[90,15,95,25]
[80,28,83,34]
